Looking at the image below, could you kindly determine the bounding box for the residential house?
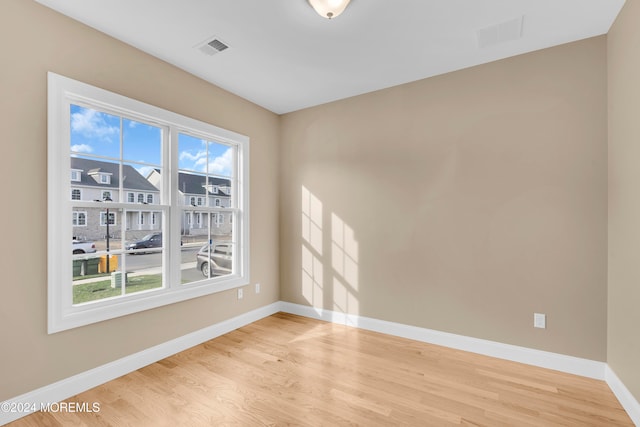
[146,169,232,237]
[71,157,161,241]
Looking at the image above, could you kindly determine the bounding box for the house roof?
[70,157,158,192]
[178,172,231,196]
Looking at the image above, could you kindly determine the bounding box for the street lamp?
[103,196,113,273]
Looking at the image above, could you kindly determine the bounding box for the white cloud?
[178,146,232,176]
[208,148,233,176]
[70,144,93,153]
[71,108,118,141]
[136,165,156,178]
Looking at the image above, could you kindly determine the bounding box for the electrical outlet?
[237,288,243,300]
[255,283,261,294]
[534,313,546,329]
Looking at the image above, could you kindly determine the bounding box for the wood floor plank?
[7,312,633,426]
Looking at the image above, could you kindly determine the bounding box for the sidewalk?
[73,262,197,285]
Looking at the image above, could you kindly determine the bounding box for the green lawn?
[73,274,163,304]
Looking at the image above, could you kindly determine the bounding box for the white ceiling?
[35,0,625,114]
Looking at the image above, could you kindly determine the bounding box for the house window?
[100,211,116,226]
[71,170,81,182]
[189,196,196,206]
[137,193,144,203]
[102,191,112,201]
[128,192,135,203]
[48,72,250,333]
[215,198,221,207]
[72,211,87,226]
[147,194,153,204]
[152,213,157,226]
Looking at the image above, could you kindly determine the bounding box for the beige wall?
[0,0,280,401]
[280,37,608,361]
[608,0,640,402]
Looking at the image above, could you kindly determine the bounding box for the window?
[72,211,87,226]
[71,170,81,182]
[48,72,250,333]
[102,191,112,201]
[100,211,116,226]
[215,198,221,207]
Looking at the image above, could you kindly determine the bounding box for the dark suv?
[126,233,162,253]
[196,243,232,277]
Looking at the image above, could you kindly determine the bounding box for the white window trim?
[72,211,87,227]
[100,211,117,226]
[48,72,250,333]
[71,188,82,201]
[71,169,82,182]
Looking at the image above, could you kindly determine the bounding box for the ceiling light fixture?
[308,0,351,19]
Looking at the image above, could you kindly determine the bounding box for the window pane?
[70,104,120,159]
[180,210,234,285]
[123,118,162,166]
[69,156,120,201]
[72,254,120,305]
[207,141,233,178]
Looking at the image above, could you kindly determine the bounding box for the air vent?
[477,16,524,49]
[196,36,231,56]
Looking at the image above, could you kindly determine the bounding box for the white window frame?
[147,194,154,204]
[48,72,250,333]
[71,188,81,201]
[100,211,117,226]
[71,169,82,182]
[127,192,135,203]
[102,190,112,201]
[72,211,87,227]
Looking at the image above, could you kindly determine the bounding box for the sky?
[70,104,232,178]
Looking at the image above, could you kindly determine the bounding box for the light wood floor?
[9,312,633,426]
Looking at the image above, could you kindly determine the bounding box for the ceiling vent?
[477,16,524,49]
[196,36,230,56]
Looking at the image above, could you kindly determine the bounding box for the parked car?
[196,243,232,277]
[72,240,96,254]
[126,232,163,253]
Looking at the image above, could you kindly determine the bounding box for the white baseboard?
[606,365,640,426]
[279,302,607,380]
[0,302,281,426]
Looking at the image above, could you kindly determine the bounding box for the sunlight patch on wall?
[331,213,359,314]
[302,185,323,255]
[302,245,324,306]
